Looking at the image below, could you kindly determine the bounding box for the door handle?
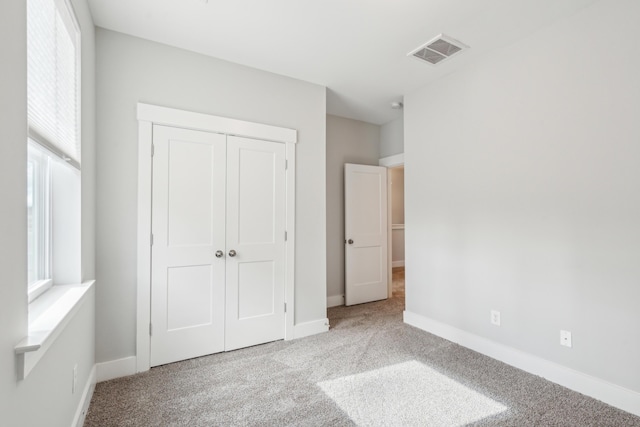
[215,250,224,258]
[348,239,354,245]
[228,250,237,257]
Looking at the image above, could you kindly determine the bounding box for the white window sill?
[28,279,53,303]
[15,280,95,380]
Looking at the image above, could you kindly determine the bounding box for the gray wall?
[95,28,327,363]
[0,0,96,424]
[379,117,404,158]
[326,114,380,303]
[404,0,640,392]
[0,0,28,419]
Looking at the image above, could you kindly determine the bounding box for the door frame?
[379,153,405,298]
[136,103,297,373]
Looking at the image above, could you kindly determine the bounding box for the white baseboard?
[72,364,96,427]
[294,318,330,339]
[392,260,405,268]
[96,356,137,382]
[327,294,344,308]
[403,310,640,417]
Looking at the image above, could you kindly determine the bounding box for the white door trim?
[136,103,297,373]
[137,103,297,144]
[379,153,405,298]
[378,153,404,168]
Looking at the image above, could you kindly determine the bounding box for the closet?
[149,125,286,367]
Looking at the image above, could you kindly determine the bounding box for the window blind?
[27,0,80,168]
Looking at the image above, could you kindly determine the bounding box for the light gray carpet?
[85,269,640,426]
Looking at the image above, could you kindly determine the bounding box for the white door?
[151,129,287,365]
[151,125,227,366]
[225,136,286,351]
[345,163,388,306]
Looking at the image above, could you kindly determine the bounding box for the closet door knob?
[215,250,224,258]
[228,250,237,257]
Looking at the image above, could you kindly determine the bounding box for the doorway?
[388,165,405,303]
[378,153,405,305]
[344,163,388,306]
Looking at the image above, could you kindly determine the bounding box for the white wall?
[95,28,327,363]
[80,0,97,281]
[52,161,82,285]
[380,117,404,158]
[0,0,96,425]
[405,0,640,396]
[326,115,380,304]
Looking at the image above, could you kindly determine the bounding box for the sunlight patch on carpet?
[318,360,507,426]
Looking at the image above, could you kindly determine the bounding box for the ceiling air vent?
[408,34,469,65]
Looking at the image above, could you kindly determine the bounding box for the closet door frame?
[135,103,297,373]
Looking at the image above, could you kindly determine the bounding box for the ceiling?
[87,0,599,125]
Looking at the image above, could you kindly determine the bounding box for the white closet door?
[345,163,388,306]
[224,136,286,351]
[150,125,226,366]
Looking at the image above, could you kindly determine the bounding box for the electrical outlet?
[72,364,78,394]
[490,310,501,326]
[560,330,572,348]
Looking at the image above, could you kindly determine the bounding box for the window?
[27,144,51,285]
[27,0,81,300]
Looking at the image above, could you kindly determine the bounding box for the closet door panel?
[225,136,286,351]
[150,125,226,367]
